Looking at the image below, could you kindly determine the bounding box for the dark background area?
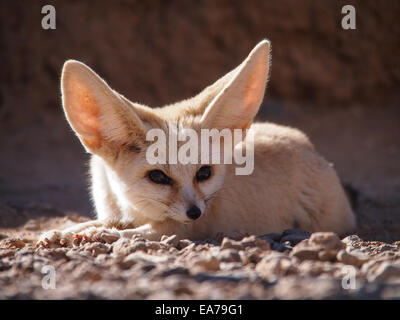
[0,0,399,239]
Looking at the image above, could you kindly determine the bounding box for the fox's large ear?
[200,40,271,130]
[61,60,147,154]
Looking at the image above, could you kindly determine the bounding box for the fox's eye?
[148,170,173,185]
[196,166,212,182]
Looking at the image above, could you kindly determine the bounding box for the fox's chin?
[132,205,168,222]
[135,204,202,224]
[167,212,195,225]
[169,216,192,225]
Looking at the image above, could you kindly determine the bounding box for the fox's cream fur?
[37,40,355,246]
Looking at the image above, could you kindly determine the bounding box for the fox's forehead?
[156,117,202,135]
[167,162,201,181]
[146,118,204,151]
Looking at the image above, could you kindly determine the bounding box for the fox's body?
[37,40,355,246]
[91,121,353,241]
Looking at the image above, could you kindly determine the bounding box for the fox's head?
[61,40,271,223]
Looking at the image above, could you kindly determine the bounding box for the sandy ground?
[0,215,399,299]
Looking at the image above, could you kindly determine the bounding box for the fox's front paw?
[74,227,121,245]
[36,230,74,248]
[36,228,121,248]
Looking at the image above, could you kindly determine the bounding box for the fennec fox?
[37,40,355,246]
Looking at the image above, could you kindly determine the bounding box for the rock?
[273,276,341,299]
[180,242,196,252]
[318,250,340,262]
[1,238,26,249]
[360,246,373,254]
[280,234,310,246]
[241,236,270,250]
[173,284,194,297]
[241,247,265,265]
[160,266,190,277]
[160,235,179,248]
[374,251,397,260]
[101,232,120,244]
[193,243,213,252]
[23,219,40,231]
[121,251,172,269]
[280,229,311,245]
[309,232,345,251]
[367,261,400,282]
[216,230,248,242]
[298,260,343,277]
[71,263,103,282]
[361,259,386,277]
[239,251,251,266]
[15,248,35,256]
[337,249,370,268]
[37,248,68,260]
[120,254,140,269]
[219,262,243,271]
[290,232,345,262]
[145,241,163,251]
[378,244,397,252]
[217,249,241,263]
[64,248,85,260]
[177,239,192,250]
[227,230,249,241]
[281,229,310,237]
[290,246,320,261]
[191,255,220,271]
[95,253,111,264]
[168,247,178,254]
[0,249,14,258]
[147,291,177,300]
[112,238,138,256]
[241,236,257,247]
[257,233,281,242]
[221,238,243,250]
[271,241,292,252]
[113,238,162,255]
[256,252,298,279]
[341,235,363,244]
[17,255,35,270]
[84,242,109,257]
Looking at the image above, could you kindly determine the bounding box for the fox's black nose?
[186,205,201,220]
